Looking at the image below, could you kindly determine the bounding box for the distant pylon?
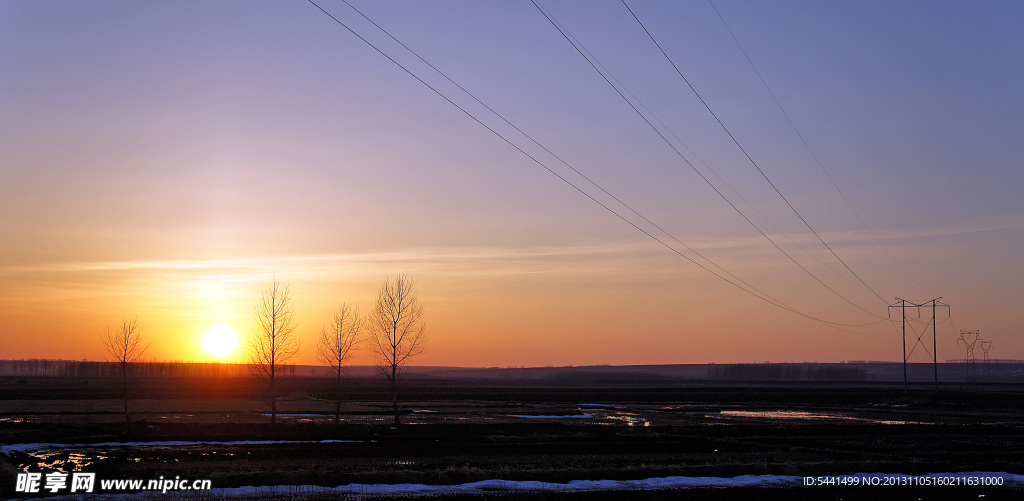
[957,330,980,384]
[980,340,993,362]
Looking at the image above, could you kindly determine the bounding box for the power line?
[619,0,889,305]
[305,0,884,331]
[706,0,925,291]
[549,10,883,298]
[331,0,795,317]
[531,0,887,321]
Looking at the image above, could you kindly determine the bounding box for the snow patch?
[29,472,1024,499]
[1,439,361,454]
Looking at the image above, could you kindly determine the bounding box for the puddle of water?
[155,414,196,421]
[260,413,328,418]
[0,416,43,423]
[722,410,852,420]
[23,451,107,472]
[574,404,651,427]
[658,404,719,411]
[601,412,651,427]
[507,414,593,419]
[717,410,926,425]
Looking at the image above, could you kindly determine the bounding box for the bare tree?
[317,304,362,425]
[101,317,150,428]
[246,277,300,426]
[367,273,426,425]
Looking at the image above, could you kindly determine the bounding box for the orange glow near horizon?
[2,2,1021,368]
[2,240,1010,367]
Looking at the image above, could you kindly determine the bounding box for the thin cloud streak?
[5,216,1015,279]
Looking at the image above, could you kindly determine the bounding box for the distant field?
[3,376,1024,499]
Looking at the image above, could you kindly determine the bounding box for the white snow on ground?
[305,474,802,494]
[215,472,1022,496]
[0,439,361,454]
[25,472,1024,500]
[506,414,593,419]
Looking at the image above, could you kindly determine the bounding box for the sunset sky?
[2,1,1022,367]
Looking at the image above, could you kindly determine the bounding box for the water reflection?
[24,450,107,472]
[593,412,650,427]
[717,410,925,425]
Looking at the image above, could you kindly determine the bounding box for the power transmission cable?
[619,0,890,304]
[559,19,879,295]
[946,308,959,364]
[707,0,925,291]
[533,0,884,320]
[528,0,888,319]
[305,0,885,331]
[304,0,782,316]
[331,0,794,316]
[331,0,884,327]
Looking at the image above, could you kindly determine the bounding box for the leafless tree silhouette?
[317,303,362,425]
[246,276,300,426]
[368,273,426,425]
[101,317,150,428]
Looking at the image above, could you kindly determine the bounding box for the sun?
[202,326,239,358]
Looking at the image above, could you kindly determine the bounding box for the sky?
[1,0,1022,367]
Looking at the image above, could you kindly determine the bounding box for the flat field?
[2,376,1023,499]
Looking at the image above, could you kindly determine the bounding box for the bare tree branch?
[317,303,362,425]
[100,317,150,430]
[245,276,300,426]
[367,273,426,425]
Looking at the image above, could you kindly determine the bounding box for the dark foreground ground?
[2,376,1024,499]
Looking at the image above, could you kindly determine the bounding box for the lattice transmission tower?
[957,330,980,384]
[889,297,948,393]
[980,340,993,362]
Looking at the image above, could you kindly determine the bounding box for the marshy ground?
[2,376,1023,499]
